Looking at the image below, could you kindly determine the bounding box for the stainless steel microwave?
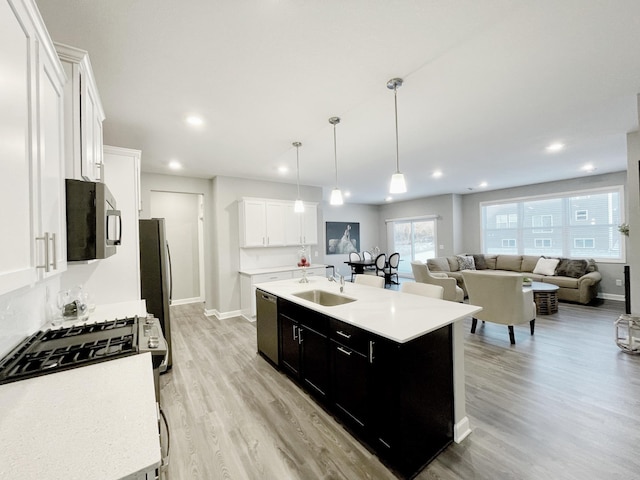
[65,179,121,261]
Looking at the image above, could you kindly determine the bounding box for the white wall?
[150,191,202,304]
[626,120,639,311]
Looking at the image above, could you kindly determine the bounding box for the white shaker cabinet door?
[0,0,38,295]
[36,42,67,279]
[241,199,267,247]
[301,203,318,245]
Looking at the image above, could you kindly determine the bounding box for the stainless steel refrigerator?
[140,218,173,371]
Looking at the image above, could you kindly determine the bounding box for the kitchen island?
[255,277,481,479]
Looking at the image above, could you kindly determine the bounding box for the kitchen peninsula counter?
[256,277,481,467]
[0,353,160,480]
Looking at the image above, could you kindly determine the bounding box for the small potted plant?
[523,276,532,287]
[618,223,629,236]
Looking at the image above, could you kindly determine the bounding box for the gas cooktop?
[0,317,140,385]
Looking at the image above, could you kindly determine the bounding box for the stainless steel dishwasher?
[256,289,278,365]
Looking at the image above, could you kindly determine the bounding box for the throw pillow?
[556,259,589,278]
[472,254,487,270]
[533,257,560,276]
[555,258,570,276]
[456,254,476,271]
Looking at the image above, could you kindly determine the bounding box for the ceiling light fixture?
[293,141,304,213]
[329,117,344,206]
[387,77,407,194]
[546,142,565,152]
[185,115,203,126]
[168,160,182,170]
[432,170,443,178]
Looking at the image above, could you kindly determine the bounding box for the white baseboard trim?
[598,293,624,301]
[205,308,244,320]
[454,416,472,444]
[171,297,203,306]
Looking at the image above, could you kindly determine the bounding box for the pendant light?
[387,77,407,194]
[292,141,304,213]
[329,116,344,205]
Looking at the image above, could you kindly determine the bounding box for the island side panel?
[452,319,471,442]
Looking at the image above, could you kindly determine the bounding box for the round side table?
[528,282,560,315]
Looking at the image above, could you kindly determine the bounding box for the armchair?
[461,270,536,345]
[411,261,464,302]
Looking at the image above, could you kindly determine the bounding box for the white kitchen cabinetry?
[0,0,66,295]
[239,198,318,248]
[55,43,105,182]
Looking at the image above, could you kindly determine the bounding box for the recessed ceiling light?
[479,181,488,188]
[278,166,289,175]
[168,160,182,170]
[582,164,596,173]
[546,142,565,152]
[385,196,393,202]
[432,170,443,178]
[344,191,351,198]
[185,115,204,126]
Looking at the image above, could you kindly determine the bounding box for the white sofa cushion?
[533,257,560,276]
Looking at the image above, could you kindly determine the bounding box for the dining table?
[344,259,377,275]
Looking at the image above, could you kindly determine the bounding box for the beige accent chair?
[400,282,444,299]
[411,261,464,302]
[354,274,385,288]
[462,270,536,345]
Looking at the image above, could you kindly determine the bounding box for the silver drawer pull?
[336,330,351,339]
[337,346,352,356]
[369,340,375,363]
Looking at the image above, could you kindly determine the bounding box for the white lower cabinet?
[0,0,66,296]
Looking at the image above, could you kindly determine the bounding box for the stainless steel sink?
[292,290,357,306]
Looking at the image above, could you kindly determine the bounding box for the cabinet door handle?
[369,340,375,364]
[336,330,351,339]
[36,232,50,272]
[293,324,298,341]
[337,346,352,356]
[50,232,57,270]
[298,328,303,344]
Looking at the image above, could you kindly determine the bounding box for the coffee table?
[527,281,559,315]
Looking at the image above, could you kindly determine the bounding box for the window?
[534,238,552,248]
[532,214,553,233]
[480,186,624,261]
[389,217,436,275]
[574,238,595,249]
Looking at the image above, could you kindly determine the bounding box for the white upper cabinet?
[0,0,67,295]
[239,198,318,248]
[55,43,105,182]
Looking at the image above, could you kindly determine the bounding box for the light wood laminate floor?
[160,299,640,479]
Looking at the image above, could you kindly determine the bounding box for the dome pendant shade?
[387,77,408,195]
[330,188,344,206]
[294,199,305,212]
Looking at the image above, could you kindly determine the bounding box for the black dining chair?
[384,252,400,286]
[362,251,376,272]
[349,251,361,281]
[373,253,387,285]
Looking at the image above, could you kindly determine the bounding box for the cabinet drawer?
[330,319,370,355]
[279,298,328,334]
[253,271,292,284]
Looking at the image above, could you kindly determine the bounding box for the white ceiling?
[35,0,640,205]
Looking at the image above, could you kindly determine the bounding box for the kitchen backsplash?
[0,277,59,358]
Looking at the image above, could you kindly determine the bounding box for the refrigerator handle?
[166,240,173,305]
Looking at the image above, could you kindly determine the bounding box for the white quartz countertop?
[255,277,482,343]
[240,264,328,275]
[0,353,161,480]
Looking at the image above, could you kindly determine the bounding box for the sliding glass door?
[391,218,437,275]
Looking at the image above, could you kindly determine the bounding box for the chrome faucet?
[329,273,345,293]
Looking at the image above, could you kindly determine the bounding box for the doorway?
[150,191,205,305]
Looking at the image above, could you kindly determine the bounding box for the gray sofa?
[426,254,602,305]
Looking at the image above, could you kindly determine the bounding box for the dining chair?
[362,251,376,272]
[384,252,400,286]
[354,274,385,288]
[349,251,361,281]
[400,282,444,299]
[373,253,387,285]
